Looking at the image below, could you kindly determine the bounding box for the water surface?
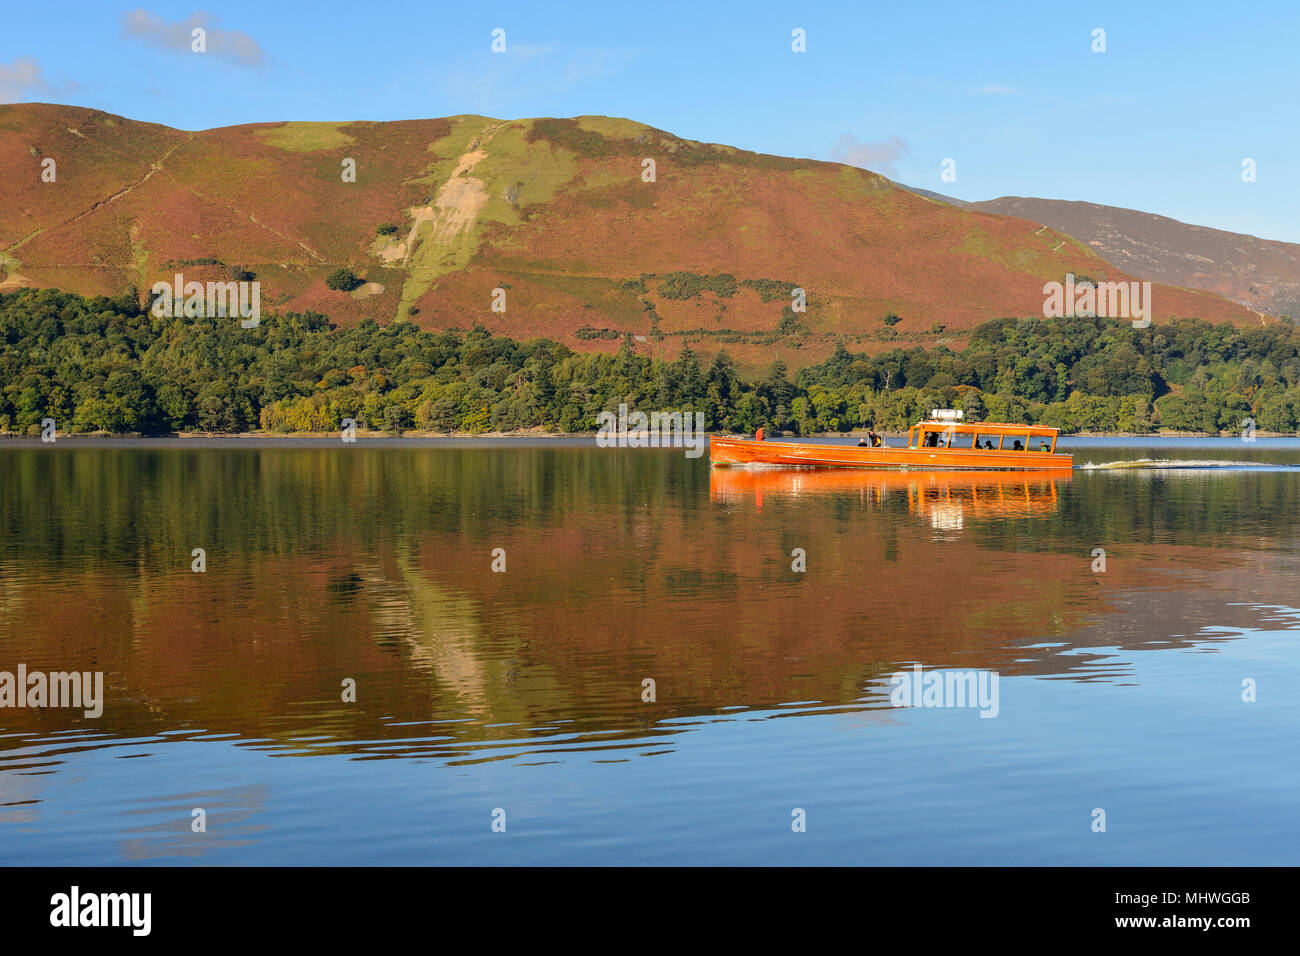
[2,438,1298,864]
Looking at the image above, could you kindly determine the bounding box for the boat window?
[915,427,1058,450]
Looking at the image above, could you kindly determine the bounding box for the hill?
[1,103,1265,372]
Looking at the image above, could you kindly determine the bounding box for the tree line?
[3,288,1300,435]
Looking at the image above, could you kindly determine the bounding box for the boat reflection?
[710,466,1070,525]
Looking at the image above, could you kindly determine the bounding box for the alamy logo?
[50,886,151,936]
[150,273,260,328]
[887,664,999,718]
[1043,274,1152,328]
[596,403,707,458]
[0,665,104,718]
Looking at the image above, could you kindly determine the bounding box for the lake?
[2,436,1299,865]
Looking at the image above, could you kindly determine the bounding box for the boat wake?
[1079,458,1300,471]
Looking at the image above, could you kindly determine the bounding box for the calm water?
[2,437,1300,865]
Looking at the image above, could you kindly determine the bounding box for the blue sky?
[4,1,1298,241]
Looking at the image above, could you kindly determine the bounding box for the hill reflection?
[2,446,1297,767]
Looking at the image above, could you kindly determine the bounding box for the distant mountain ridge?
[0,103,1265,371]
[902,187,1299,320]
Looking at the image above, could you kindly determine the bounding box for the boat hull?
[709,436,1073,471]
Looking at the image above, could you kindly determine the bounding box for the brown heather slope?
[926,191,1300,322]
[0,103,1266,371]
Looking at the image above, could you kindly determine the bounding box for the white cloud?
[0,56,80,103]
[829,134,908,177]
[121,9,264,68]
[0,57,49,103]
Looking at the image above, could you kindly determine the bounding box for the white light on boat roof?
[930,409,963,421]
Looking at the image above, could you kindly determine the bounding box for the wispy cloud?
[829,134,908,177]
[0,57,47,103]
[438,44,638,110]
[972,83,1018,96]
[121,9,264,68]
[0,56,80,103]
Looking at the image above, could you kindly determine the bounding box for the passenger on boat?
[868,429,881,447]
[925,433,937,447]
[756,427,765,441]
[1040,441,1050,452]
[1012,440,1023,450]
[858,437,868,446]
[984,441,995,449]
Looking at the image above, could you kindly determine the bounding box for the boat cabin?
[907,420,1060,454]
[708,408,1071,470]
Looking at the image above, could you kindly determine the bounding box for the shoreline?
[2,429,1297,442]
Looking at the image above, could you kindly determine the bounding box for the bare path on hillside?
[3,141,184,254]
[11,131,328,267]
[64,142,183,227]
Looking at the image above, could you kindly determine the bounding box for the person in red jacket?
[755,426,765,441]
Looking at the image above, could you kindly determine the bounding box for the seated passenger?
[925,433,937,447]
[1040,441,1050,452]
[985,440,995,449]
[1012,440,1023,450]
[858,438,868,447]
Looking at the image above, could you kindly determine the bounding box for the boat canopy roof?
[915,420,1060,438]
